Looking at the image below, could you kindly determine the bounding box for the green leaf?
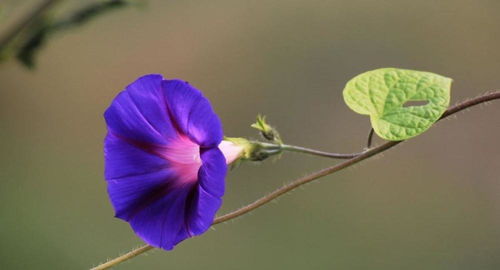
[343,68,452,141]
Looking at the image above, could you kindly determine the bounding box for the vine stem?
[91,91,500,270]
[91,245,154,270]
[366,128,375,148]
[280,144,363,159]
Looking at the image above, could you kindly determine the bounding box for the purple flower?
[104,74,230,250]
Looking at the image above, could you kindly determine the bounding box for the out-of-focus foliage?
[0,0,136,68]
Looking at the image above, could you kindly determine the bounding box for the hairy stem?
[91,245,153,270]
[92,91,500,270]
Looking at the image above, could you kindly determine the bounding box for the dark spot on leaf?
[403,100,429,107]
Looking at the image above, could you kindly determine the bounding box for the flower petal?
[104,133,173,219]
[186,147,227,235]
[105,132,194,249]
[104,133,168,181]
[104,75,228,250]
[162,79,223,147]
[104,74,178,145]
[129,186,193,250]
[107,169,174,221]
[104,136,226,249]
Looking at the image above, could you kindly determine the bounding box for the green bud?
[251,115,282,144]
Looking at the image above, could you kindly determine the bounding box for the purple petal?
[107,169,174,221]
[104,133,168,181]
[162,79,223,147]
[103,74,228,250]
[129,186,193,250]
[186,147,227,235]
[109,147,227,249]
[104,74,178,145]
[105,132,194,249]
[104,133,173,220]
[124,148,226,249]
[105,134,226,249]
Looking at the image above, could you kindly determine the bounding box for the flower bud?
[250,115,282,144]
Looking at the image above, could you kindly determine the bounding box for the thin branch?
[0,0,61,50]
[92,91,500,270]
[91,245,154,270]
[219,91,500,223]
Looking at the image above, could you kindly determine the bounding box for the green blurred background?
[1,0,500,269]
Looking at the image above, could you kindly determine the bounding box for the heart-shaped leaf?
[343,68,452,141]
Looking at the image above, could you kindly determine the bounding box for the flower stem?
[92,90,500,270]
[280,144,364,159]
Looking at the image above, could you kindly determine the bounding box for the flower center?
[162,135,202,185]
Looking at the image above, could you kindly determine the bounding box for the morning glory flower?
[104,74,239,250]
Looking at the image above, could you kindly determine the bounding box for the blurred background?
[1,0,499,269]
